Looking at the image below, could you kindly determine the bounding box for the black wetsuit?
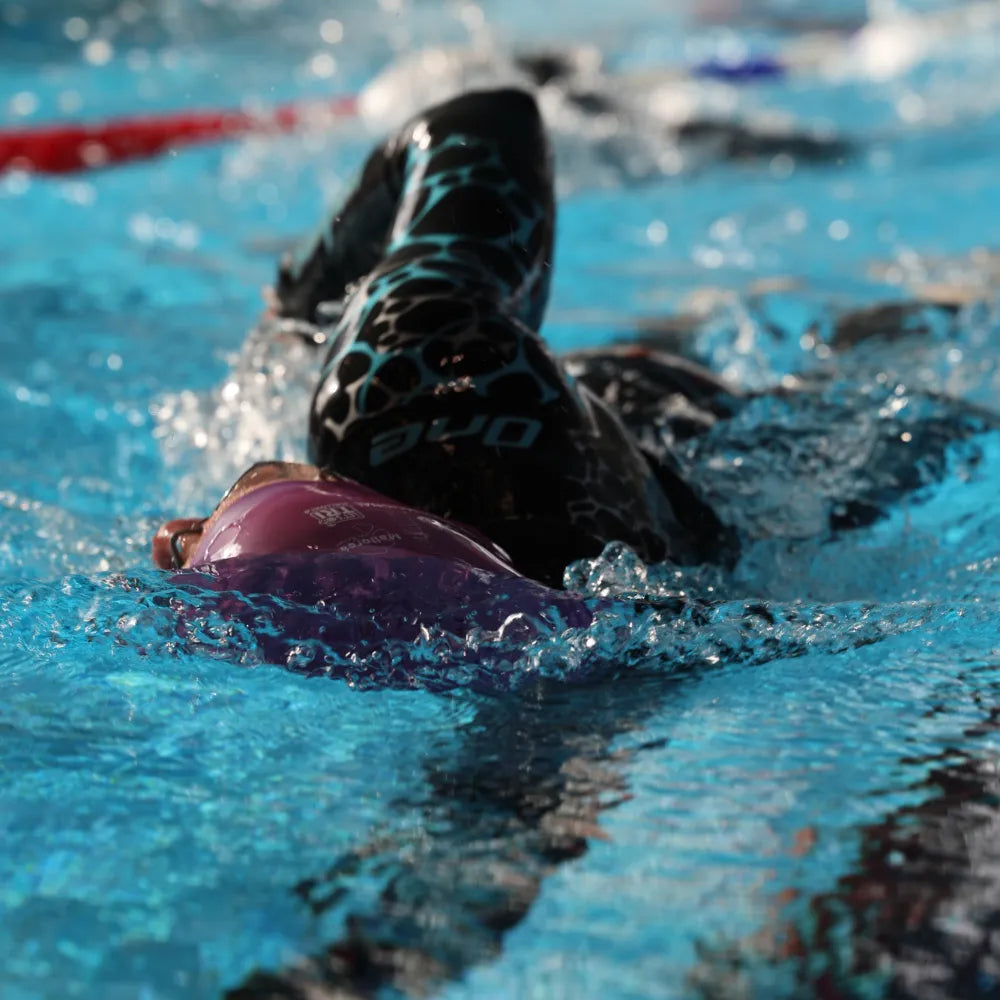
[275,87,728,584]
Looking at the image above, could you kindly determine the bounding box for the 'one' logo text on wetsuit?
[367,414,544,466]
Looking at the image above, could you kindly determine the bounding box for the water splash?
[152,316,320,510]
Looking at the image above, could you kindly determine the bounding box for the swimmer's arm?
[272,134,408,323]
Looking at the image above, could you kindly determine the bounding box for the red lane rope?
[0,94,357,174]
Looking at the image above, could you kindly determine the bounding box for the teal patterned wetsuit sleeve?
[274,129,407,324]
[276,88,727,586]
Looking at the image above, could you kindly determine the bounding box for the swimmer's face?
[152,461,323,570]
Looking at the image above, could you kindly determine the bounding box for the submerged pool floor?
[5,1,1000,997]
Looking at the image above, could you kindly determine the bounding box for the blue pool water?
[6,1,1000,997]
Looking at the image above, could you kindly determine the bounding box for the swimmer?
[268,86,730,585]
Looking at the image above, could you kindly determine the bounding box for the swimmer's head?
[153,460,519,577]
[152,460,323,570]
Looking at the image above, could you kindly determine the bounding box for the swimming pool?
[5,0,1000,996]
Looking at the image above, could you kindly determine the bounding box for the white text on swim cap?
[305,503,365,526]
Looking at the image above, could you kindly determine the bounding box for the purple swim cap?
[190,477,516,576]
[169,478,598,689]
